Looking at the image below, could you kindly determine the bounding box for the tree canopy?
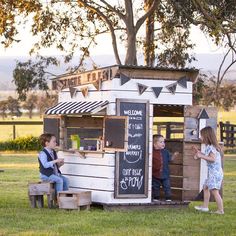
[1,0,236,108]
[1,0,236,67]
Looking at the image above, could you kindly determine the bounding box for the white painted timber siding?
[59,77,192,106]
[59,151,151,203]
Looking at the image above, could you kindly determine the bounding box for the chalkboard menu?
[115,100,149,198]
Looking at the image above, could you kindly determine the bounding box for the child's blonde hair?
[200,126,221,151]
[153,134,164,143]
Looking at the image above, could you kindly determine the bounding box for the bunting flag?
[120,73,130,86]
[198,108,209,119]
[69,87,77,98]
[177,76,188,88]
[137,83,148,95]
[57,80,65,91]
[92,80,101,91]
[152,87,163,98]
[166,82,177,94]
[81,86,89,98]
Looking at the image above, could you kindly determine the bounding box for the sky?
[0,24,223,57]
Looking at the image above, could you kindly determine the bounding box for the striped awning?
[45,101,109,115]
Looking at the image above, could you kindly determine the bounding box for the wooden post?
[219,122,224,143]
[166,122,171,139]
[60,116,66,149]
[225,121,230,147]
[13,124,16,139]
[230,124,234,147]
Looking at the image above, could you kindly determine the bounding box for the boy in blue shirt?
[38,133,69,195]
[152,134,178,201]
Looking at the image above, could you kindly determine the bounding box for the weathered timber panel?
[169,164,183,176]
[183,154,200,166]
[170,176,183,188]
[184,106,217,118]
[184,118,198,129]
[160,188,182,200]
[183,166,200,178]
[165,141,183,165]
[66,117,103,128]
[183,177,199,190]
[165,141,183,153]
[206,118,217,130]
[182,190,199,201]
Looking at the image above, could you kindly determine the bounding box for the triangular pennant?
[137,83,148,95]
[81,87,89,98]
[57,80,65,91]
[152,87,163,98]
[166,82,177,94]
[69,87,77,98]
[177,76,188,88]
[93,80,100,91]
[120,73,130,86]
[198,108,209,119]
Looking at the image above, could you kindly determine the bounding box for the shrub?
[0,136,41,151]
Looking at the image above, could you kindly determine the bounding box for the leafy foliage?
[13,56,59,100]
[0,100,8,119]
[0,136,41,151]
[7,96,22,117]
[1,0,235,67]
[193,75,236,111]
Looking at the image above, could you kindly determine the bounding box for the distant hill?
[0,53,235,91]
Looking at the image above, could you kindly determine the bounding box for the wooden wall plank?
[66,117,103,128]
[58,151,116,166]
[183,177,199,190]
[183,166,200,179]
[61,163,114,178]
[170,176,183,188]
[68,175,114,191]
[169,164,183,176]
[182,190,200,201]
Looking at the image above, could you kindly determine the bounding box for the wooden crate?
[58,190,92,210]
[28,181,56,208]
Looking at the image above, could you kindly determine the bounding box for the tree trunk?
[125,31,137,65]
[144,0,155,67]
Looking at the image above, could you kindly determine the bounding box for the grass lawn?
[0,154,236,236]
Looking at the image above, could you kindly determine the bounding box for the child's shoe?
[194,205,209,212]
[210,210,224,215]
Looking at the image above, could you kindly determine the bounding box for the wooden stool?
[58,190,91,210]
[28,181,56,208]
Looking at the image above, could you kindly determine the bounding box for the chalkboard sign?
[115,100,149,198]
[43,117,60,144]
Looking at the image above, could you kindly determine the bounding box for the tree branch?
[99,0,126,23]
[77,0,121,64]
[192,0,217,23]
[135,0,160,33]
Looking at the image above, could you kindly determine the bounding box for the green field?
[0,154,236,236]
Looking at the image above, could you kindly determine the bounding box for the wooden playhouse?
[43,65,218,208]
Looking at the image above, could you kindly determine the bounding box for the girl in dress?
[193,126,224,214]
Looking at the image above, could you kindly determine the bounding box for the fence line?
[220,122,236,148]
[153,122,183,139]
[0,121,43,140]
